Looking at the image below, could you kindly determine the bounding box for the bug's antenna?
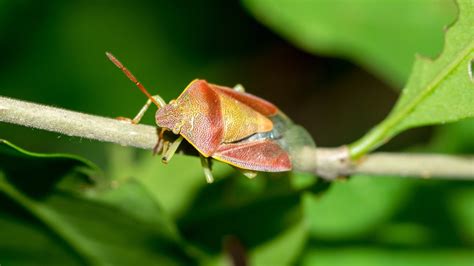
[106,52,163,108]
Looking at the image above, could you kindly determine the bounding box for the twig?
[299,147,474,180]
[1,96,473,180]
[0,96,156,149]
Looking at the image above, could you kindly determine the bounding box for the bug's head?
[156,100,184,134]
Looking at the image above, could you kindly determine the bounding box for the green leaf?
[242,0,456,86]
[0,140,195,265]
[350,0,474,157]
[0,139,99,196]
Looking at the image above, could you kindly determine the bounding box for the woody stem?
[0,96,473,180]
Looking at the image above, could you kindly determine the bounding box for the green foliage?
[300,248,474,266]
[242,0,456,86]
[350,0,474,156]
[249,220,308,265]
[303,176,412,239]
[0,140,194,265]
[300,177,474,266]
[0,141,313,265]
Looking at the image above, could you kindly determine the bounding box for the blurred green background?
[0,0,473,265]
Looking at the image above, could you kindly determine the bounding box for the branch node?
[315,146,353,180]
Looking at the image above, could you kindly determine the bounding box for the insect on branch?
[0,96,473,181]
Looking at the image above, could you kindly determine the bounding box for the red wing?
[212,140,291,172]
[209,83,278,117]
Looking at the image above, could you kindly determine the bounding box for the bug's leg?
[117,95,166,124]
[238,169,257,179]
[116,99,152,124]
[131,96,157,123]
[233,84,245,92]
[162,136,184,163]
[200,155,214,183]
[162,141,170,155]
[153,128,167,155]
[153,139,163,155]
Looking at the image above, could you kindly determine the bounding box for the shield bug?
[106,52,314,183]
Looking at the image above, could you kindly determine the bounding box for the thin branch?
[0,96,157,149]
[298,147,474,181]
[1,96,473,180]
[353,152,474,180]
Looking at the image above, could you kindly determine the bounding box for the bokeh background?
[0,0,473,265]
